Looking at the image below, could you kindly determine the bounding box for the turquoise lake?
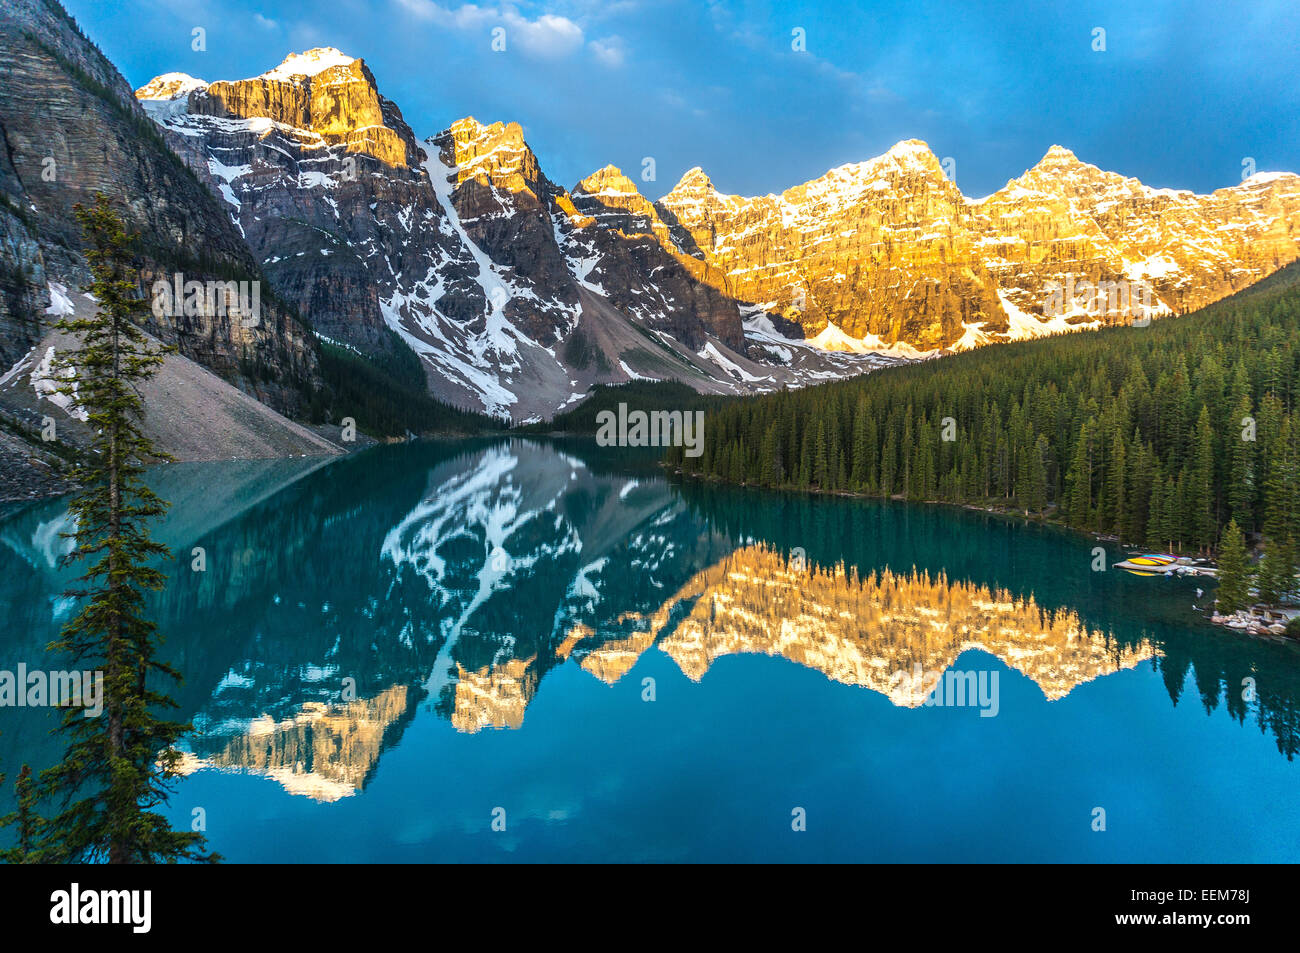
[1,437,1297,862]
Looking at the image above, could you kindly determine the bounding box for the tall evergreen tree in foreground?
[40,194,214,863]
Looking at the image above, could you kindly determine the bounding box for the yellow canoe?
[1129,554,1177,567]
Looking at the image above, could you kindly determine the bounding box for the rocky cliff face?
[199,50,417,168]
[140,55,891,420]
[129,39,1300,418]
[968,146,1300,333]
[659,141,1300,351]
[430,117,581,346]
[0,0,318,413]
[137,49,470,362]
[561,164,744,350]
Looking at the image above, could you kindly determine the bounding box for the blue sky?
[65,0,1300,200]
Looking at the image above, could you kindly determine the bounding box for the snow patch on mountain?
[699,342,766,383]
[260,48,357,81]
[30,346,87,422]
[43,281,75,317]
[423,152,530,366]
[809,321,930,359]
[952,321,994,351]
[999,289,1100,340]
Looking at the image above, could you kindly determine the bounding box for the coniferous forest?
[669,263,1300,579]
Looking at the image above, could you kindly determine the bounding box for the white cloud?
[589,35,626,67]
[253,13,278,30]
[393,1,585,58]
[517,14,584,57]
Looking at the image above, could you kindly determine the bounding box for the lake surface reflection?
[1,438,1296,861]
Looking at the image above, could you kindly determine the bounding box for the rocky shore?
[1209,608,1299,640]
[0,427,75,502]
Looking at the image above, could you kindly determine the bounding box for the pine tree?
[39,195,216,864]
[1227,393,1255,528]
[1066,419,1095,528]
[880,430,896,496]
[1105,429,1126,536]
[1126,437,1151,543]
[0,760,43,863]
[864,413,879,492]
[1025,433,1049,517]
[1255,538,1296,606]
[1146,463,1168,550]
[1189,406,1215,550]
[1256,417,1299,605]
[6,766,38,862]
[1215,520,1252,614]
[760,423,782,485]
[850,397,869,489]
[813,419,829,487]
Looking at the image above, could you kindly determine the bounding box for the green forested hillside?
[671,264,1300,580]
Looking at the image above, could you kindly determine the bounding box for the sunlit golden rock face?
[968,146,1300,321]
[193,51,416,167]
[657,142,1300,349]
[571,166,677,243]
[579,545,1152,704]
[178,685,409,802]
[451,657,540,733]
[577,626,658,684]
[441,118,546,200]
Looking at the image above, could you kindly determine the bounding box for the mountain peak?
[576,165,640,196]
[886,138,935,158]
[1033,145,1088,170]
[671,166,715,193]
[135,72,208,101]
[880,139,942,172]
[446,116,526,146]
[817,139,945,183]
[260,48,357,82]
[1240,170,1300,188]
[448,115,486,136]
[1013,144,1116,190]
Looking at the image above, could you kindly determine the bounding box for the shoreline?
[666,464,1300,643]
[0,424,507,506]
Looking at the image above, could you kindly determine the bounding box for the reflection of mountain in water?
[2,438,1298,807]
[576,545,1153,705]
[167,439,722,795]
[450,658,536,733]
[176,685,411,802]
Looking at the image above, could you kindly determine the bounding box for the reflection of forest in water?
[0,437,1296,807]
[681,484,1300,761]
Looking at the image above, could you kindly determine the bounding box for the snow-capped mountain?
[659,142,1300,351]
[137,52,894,420]
[131,46,1300,420]
[5,0,1300,430]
